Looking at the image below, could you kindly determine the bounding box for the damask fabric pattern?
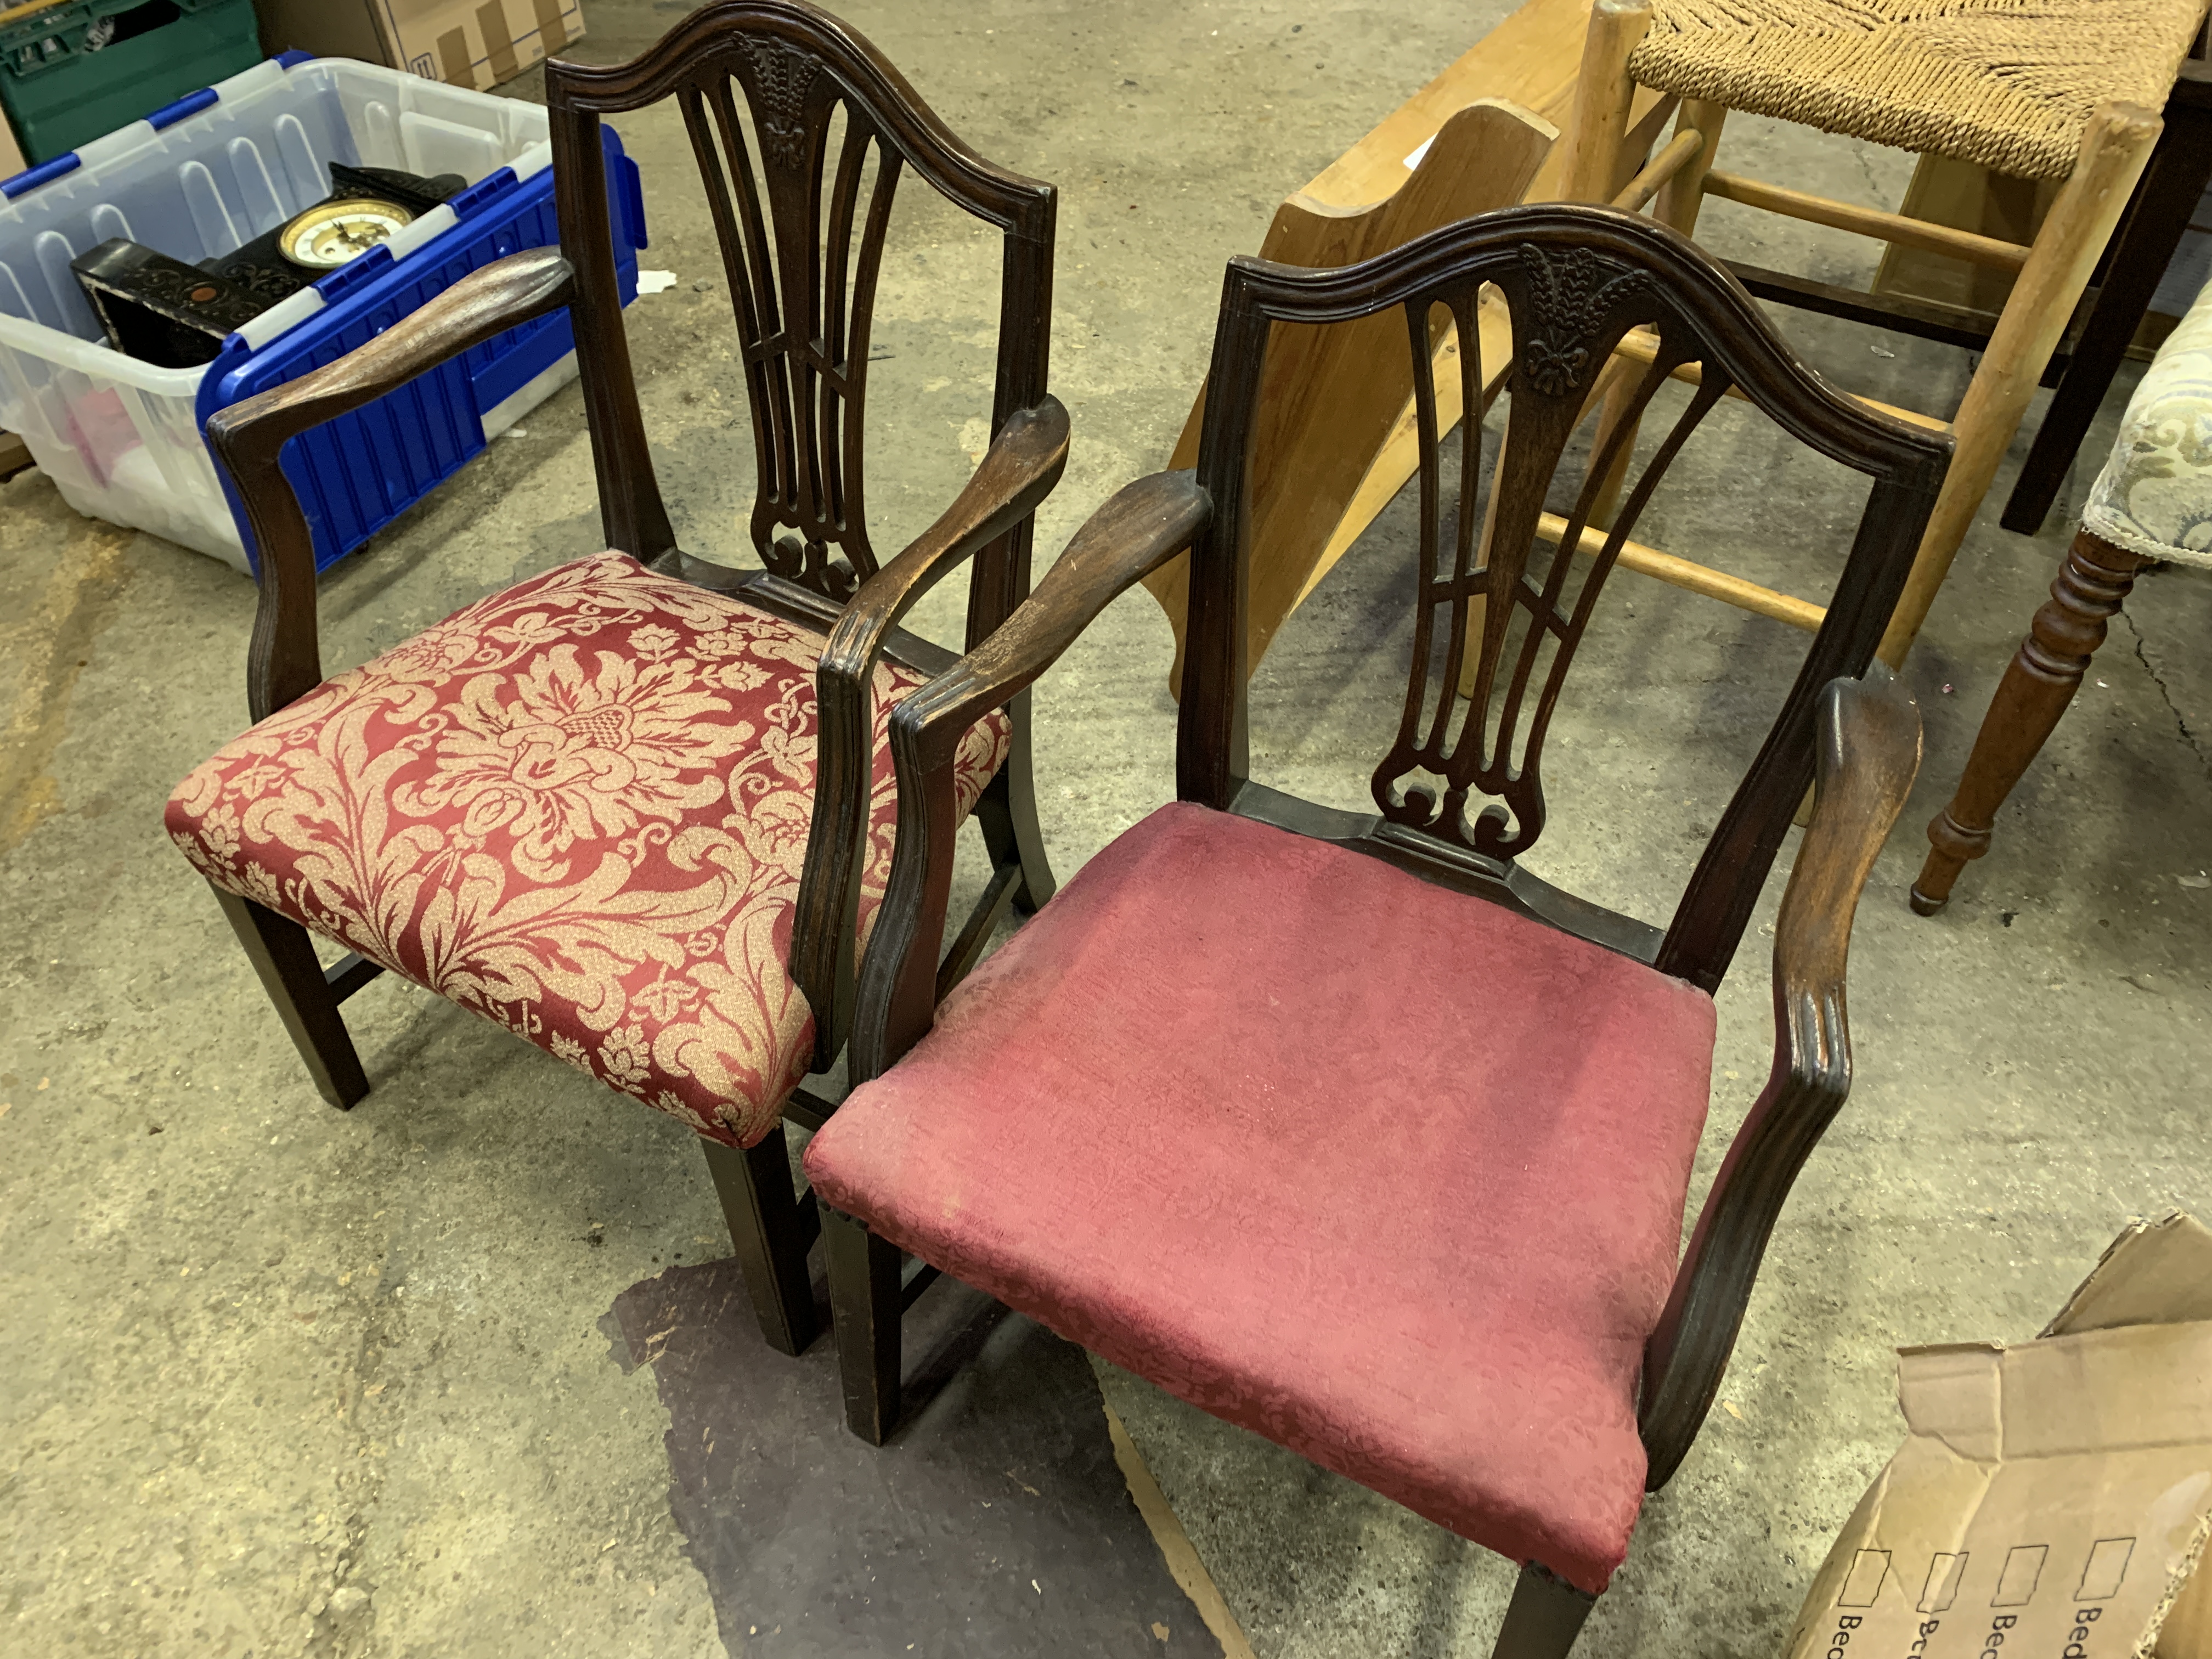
[806,802,1720,1594]
[2084,271,2212,568]
[167,551,1010,1148]
[1630,0,2204,182]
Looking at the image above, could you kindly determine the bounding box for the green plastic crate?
[1,0,263,167]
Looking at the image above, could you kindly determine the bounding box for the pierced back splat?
[544,2,1056,635]
[682,39,901,602]
[1180,206,1949,992]
[1372,241,1731,859]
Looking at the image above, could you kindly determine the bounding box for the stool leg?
[1472,0,1655,677]
[1654,99,1726,235]
[1911,531,2147,913]
[2002,94,2212,534]
[1877,101,2162,667]
[1589,98,1729,524]
[1558,0,1653,204]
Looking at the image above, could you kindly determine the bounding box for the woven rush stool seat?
[1631,0,2205,181]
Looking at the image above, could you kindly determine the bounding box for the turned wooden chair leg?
[701,1125,821,1356]
[208,884,368,1110]
[1492,1562,1600,1659]
[1911,530,2148,913]
[1876,101,2162,667]
[823,1204,904,1443]
[973,694,1057,915]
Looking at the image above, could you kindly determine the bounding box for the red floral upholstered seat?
[168,551,1009,1147]
[804,802,1718,1592]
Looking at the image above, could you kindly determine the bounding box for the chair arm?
[843,469,1212,1079]
[893,469,1210,770]
[1637,670,1922,1489]
[789,398,1070,1069]
[203,247,577,721]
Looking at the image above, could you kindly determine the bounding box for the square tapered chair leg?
[210,884,369,1110]
[1493,1563,1599,1659]
[702,1126,821,1357]
[823,1205,903,1444]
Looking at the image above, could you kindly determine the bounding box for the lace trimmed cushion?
[167,551,1009,1147]
[2084,270,2212,568]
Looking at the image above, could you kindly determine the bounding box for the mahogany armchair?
[803,206,1944,1654]
[165,0,1065,1359]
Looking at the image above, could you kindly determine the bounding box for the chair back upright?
[1177,203,1951,993]
[545,0,1057,645]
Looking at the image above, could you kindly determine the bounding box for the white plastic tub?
[0,55,556,570]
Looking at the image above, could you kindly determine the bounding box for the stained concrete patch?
[604,1258,1224,1657]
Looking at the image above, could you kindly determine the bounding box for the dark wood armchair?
[802,205,1946,1655]
[164,0,1064,1361]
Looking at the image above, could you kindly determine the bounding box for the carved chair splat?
[168,0,1064,1369]
[802,206,1942,1657]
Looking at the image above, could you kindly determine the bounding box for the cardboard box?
[254,1,584,92]
[0,90,24,182]
[1783,1214,2212,1659]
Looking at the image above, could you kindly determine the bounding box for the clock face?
[278,199,416,269]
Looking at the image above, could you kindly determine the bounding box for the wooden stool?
[1561,0,2200,666]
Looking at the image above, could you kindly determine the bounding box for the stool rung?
[1537,512,1826,634]
[1610,328,1952,435]
[1613,129,1705,213]
[1701,170,2032,273]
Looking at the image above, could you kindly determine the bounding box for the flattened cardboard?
[2044,1213,2212,1339]
[0,94,24,182]
[253,0,584,91]
[1783,1215,2212,1659]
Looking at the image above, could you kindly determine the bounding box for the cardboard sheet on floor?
[1782,1214,2212,1659]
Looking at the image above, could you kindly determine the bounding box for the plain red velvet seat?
[805,800,1717,1591]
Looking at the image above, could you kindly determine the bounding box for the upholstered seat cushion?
[804,802,1718,1593]
[2084,268,2212,568]
[167,551,1009,1148]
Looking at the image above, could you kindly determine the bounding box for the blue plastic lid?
[146,88,221,132]
[314,244,396,302]
[1,153,81,201]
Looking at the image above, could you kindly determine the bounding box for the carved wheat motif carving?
[1515,242,1650,397]
[738,36,823,171]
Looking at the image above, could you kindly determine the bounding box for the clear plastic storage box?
[0,54,644,573]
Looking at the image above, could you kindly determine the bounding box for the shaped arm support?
[790,397,1071,1069]
[843,469,1213,1079]
[1637,672,1922,1489]
[202,248,578,723]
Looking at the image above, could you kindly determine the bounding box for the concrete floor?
[4,1,2211,1654]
